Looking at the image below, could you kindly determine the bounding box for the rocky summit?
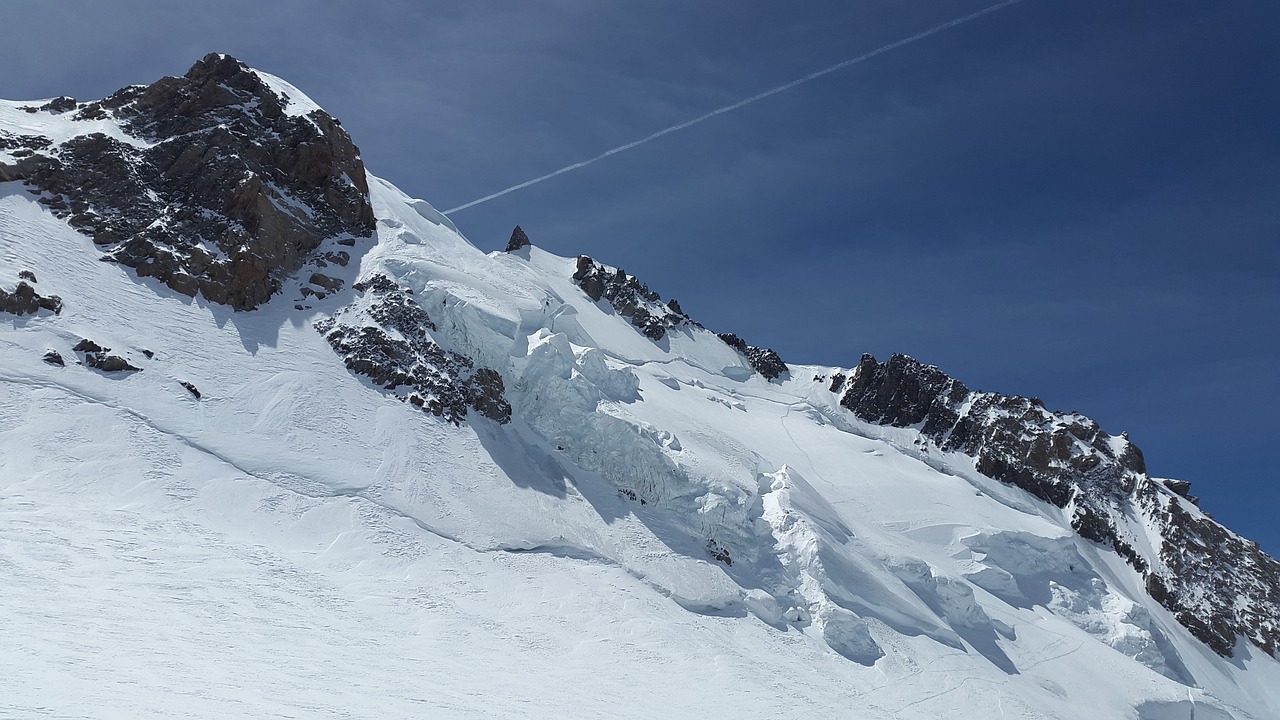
[0,53,374,310]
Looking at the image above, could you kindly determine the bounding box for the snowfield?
[2,78,1279,719]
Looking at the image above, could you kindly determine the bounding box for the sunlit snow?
[2,92,1278,720]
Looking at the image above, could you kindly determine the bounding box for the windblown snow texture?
[2,55,1279,720]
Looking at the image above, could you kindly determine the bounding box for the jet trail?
[444,0,1024,215]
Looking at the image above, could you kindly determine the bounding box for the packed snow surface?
[2,97,1279,719]
[252,67,325,119]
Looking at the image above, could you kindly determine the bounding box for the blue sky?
[4,1,1278,553]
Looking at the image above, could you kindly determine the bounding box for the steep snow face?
[251,67,325,118]
[320,175,1280,716]
[4,65,1280,719]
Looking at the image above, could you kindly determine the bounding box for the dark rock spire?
[505,225,531,252]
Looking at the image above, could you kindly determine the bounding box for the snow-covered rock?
[2,55,1278,719]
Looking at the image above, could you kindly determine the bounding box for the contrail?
[444,0,1024,215]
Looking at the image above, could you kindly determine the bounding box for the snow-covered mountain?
[2,54,1278,719]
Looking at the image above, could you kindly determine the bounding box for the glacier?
[1,56,1278,719]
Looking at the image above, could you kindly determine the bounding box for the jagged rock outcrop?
[571,255,694,341]
[0,131,52,167]
[569,255,789,381]
[717,333,788,381]
[302,272,344,300]
[0,53,375,310]
[21,96,78,114]
[505,225,531,252]
[831,352,1280,658]
[317,275,510,424]
[0,278,62,315]
[1149,500,1280,656]
[72,338,140,373]
[1160,477,1197,504]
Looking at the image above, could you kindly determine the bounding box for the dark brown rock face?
[717,333,788,381]
[0,53,375,310]
[317,275,510,425]
[468,368,512,424]
[836,352,1280,658]
[572,255,693,341]
[568,254,788,380]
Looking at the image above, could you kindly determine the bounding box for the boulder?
[42,96,77,113]
[71,338,140,373]
[86,354,141,373]
[0,281,62,316]
[308,273,344,293]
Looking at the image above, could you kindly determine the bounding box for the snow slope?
[2,70,1279,719]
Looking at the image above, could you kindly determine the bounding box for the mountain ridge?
[2,54,1277,719]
